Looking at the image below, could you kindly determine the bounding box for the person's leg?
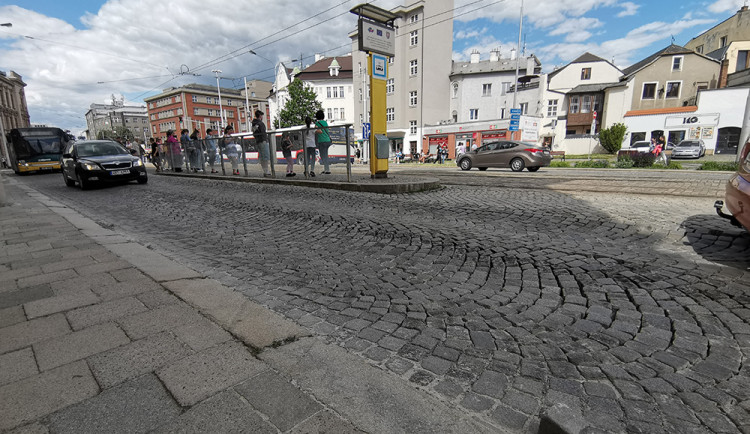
[321,144,330,172]
[307,148,316,175]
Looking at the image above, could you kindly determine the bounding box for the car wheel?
[63,171,75,187]
[478,167,488,171]
[459,158,472,171]
[510,158,525,172]
[77,172,91,190]
[527,167,540,172]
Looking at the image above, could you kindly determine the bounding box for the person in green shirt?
[314,110,332,174]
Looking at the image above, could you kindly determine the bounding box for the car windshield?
[77,142,128,157]
[678,141,700,148]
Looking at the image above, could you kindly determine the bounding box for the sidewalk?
[0,176,499,433]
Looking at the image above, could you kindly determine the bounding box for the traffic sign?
[509,125,519,131]
[363,123,371,140]
[510,119,520,126]
[510,108,522,115]
[510,114,521,121]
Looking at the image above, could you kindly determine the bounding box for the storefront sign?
[665,113,719,128]
[520,116,540,143]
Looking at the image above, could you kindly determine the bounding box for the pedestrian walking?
[205,128,219,173]
[280,132,296,177]
[222,125,240,175]
[314,110,332,174]
[149,138,161,172]
[188,128,202,172]
[304,116,317,177]
[251,110,271,177]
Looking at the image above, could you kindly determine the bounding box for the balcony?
[507,81,540,93]
[567,111,599,127]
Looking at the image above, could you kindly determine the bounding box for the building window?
[208,109,213,116]
[593,94,602,111]
[696,45,704,54]
[410,30,418,46]
[409,91,418,106]
[359,88,363,101]
[327,87,332,98]
[500,108,506,119]
[697,81,709,92]
[389,57,394,64]
[520,102,528,115]
[327,108,333,119]
[214,98,219,104]
[206,97,211,103]
[582,95,592,113]
[665,81,681,98]
[469,109,479,120]
[581,68,591,80]
[386,79,394,94]
[569,96,579,113]
[672,56,683,71]
[642,83,657,100]
[227,99,233,106]
[452,82,458,98]
[482,83,492,96]
[738,51,750,72]
[720,36,727,48]
[501,82,510,95]
[340,86,345,97]
[410,14,419,23]
[547,99,558,117]
[409,120,417,134]
[409,59,418,76]
[340,108,345,120]
[386,108,395,122]
[334,108,339,120]
[333,87,340,98]
[192,95,197,102]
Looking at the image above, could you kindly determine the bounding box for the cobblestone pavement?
[15,169,750,433]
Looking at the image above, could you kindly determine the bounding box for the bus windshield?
[13,136,63,158]
[7,127,70,173]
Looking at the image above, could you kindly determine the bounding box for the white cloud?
[455,28,487,40]
[708,0,746,13]
[0,1,358,133]
[617,2,639,17]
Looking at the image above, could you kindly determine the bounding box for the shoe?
[211,170,218,173]
[264,174,272,178]
[310,171,315,177]
[324,171,331,174]
[290,172,296,177]
[286,173,293,177]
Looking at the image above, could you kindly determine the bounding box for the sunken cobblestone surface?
[20,169,750,433]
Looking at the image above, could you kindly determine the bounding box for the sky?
[0,0,745,135]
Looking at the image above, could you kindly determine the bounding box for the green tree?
[96,126,134,141]
[276,78,322,128]
[598,123,627,154]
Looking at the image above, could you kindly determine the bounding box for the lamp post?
[212,69,224,129]
[512,0,523,112]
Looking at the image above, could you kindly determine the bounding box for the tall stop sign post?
[351,4,397,178]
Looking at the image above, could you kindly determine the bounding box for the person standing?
[222,125,240,175]
[149,138,161,172]
[205,128,219,173]
[167,130,182,172]
[280,132,296,177]
[251,110,271,177]
[188,128,201,172]
[304,116,317,177]
[314,110,332,174]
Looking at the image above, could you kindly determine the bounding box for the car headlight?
[132,159,143,167]
[82,162,99,171]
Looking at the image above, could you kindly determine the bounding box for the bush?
[699,161,739,171]
[653,161,683,170]
[550,161,571,168]
[631,153,656,167]
[614,156,634,168]
[575,159,610,168]
[599,123,627,154]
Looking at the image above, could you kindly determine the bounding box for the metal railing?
[156,123,355,182]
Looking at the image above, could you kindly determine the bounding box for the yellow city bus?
[6,127,72,174]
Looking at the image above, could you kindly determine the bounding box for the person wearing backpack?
[251,110,271,177]
[314,110,332,174]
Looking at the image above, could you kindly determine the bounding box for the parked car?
[456,140,551,172]
[671,139,705,159]
[716,143,750,231]
[61,140,147,190]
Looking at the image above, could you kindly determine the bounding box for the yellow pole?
[368,53,388,178]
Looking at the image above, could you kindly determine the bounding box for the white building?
[621,87,747,154]
[350,0,454,157]
[269,63,297,128]
[85,95,150,141]
[294,55,354,125]
[450,48,541,123]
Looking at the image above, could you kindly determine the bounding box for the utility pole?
[512,0,524,112]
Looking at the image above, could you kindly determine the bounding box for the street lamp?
[212,69,224,129]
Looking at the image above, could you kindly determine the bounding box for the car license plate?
[110,169,130,175]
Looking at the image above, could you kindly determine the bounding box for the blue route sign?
[510,108,522,115]
[363,123,371,140]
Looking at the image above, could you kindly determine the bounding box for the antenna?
[671,34,675,44]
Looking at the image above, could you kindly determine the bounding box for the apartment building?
[350,0,454,157]
[0,70,30,131]
[84,96,150,141]
[294,55,354,125]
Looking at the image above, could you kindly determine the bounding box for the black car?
[61,140,147,189]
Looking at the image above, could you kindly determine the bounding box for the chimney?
[510,48,517,60]
[470,49,480,64]
[490,47,500,62]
